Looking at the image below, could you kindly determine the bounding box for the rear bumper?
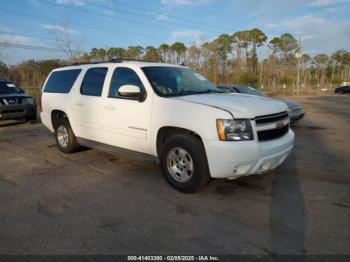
[0,104,37,121]
[204,129,294,179]
[40,112,54,131]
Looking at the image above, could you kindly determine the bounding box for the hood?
[275,99,302,109]
[172,93,288,118]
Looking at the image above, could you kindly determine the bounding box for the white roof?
[54,61,186,71]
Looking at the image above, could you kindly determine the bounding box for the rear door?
[70,67,108,142]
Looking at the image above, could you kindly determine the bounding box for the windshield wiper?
[195,89,223,94]
[163,89,223,97]
[162,90,198,97]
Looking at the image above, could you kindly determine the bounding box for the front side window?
[109,67,144,98]
[142,66,221,97]
[44,69,81,93]
[81,67,108,97]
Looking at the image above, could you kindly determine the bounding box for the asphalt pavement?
[0,95,349,255]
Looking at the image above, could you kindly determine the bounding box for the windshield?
[142,66,221,97]
[235,86,266,97]
[0,82,23,94]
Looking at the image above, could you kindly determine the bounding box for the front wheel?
[160,134,210,193]
[54,119,80,153]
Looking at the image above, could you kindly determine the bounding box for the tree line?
[1,28,350,101]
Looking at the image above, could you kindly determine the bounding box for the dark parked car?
[217,84,305,123]
[0,80,37,122]
[335,85,350,94]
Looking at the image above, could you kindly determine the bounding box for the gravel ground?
[0,95,349,255]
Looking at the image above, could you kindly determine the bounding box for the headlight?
[24,98,35,104]
[216,119,253,141]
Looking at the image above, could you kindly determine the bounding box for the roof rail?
[70,61,106,66]
[110,58,158,63]
[69,58,161,66]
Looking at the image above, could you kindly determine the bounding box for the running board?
[77,137,159,163]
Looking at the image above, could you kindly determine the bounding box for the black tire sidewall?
[160,134,209,193]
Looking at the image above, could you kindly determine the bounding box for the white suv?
[41,61,294,192]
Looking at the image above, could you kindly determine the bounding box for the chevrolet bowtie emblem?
[276,121,285,129]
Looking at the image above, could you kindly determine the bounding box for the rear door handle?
[104,105,115,111]
[75,101,84,106]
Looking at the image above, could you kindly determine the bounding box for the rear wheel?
[160,134,210,193]
[54,119,80,153]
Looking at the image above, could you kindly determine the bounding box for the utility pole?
[104,47,109,61]
[296,37,302,96]
[259,60,263,91]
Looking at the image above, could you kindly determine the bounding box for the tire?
[159,134,210,193]
[54,118,80,153]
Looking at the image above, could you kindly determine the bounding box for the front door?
[99,67,152,154]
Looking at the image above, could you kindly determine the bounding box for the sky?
[0,0,349,64]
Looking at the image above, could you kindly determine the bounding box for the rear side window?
[81,67,108,97]
[44,69,81,93]
[109,67,144,98]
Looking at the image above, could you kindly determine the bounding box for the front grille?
[255,111,289,125]
[258,124,289,141]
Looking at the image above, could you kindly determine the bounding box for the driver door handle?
[104,105,115,111]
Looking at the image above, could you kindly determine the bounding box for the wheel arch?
[51,109,69,129]
[156,126,204,157]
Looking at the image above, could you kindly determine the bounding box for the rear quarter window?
[43,69,82,93]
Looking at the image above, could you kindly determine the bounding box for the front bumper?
[204,129,294,179]
[0,104,37,121]
[290,112,305,123]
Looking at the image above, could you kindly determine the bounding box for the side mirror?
[118,85,144,100]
